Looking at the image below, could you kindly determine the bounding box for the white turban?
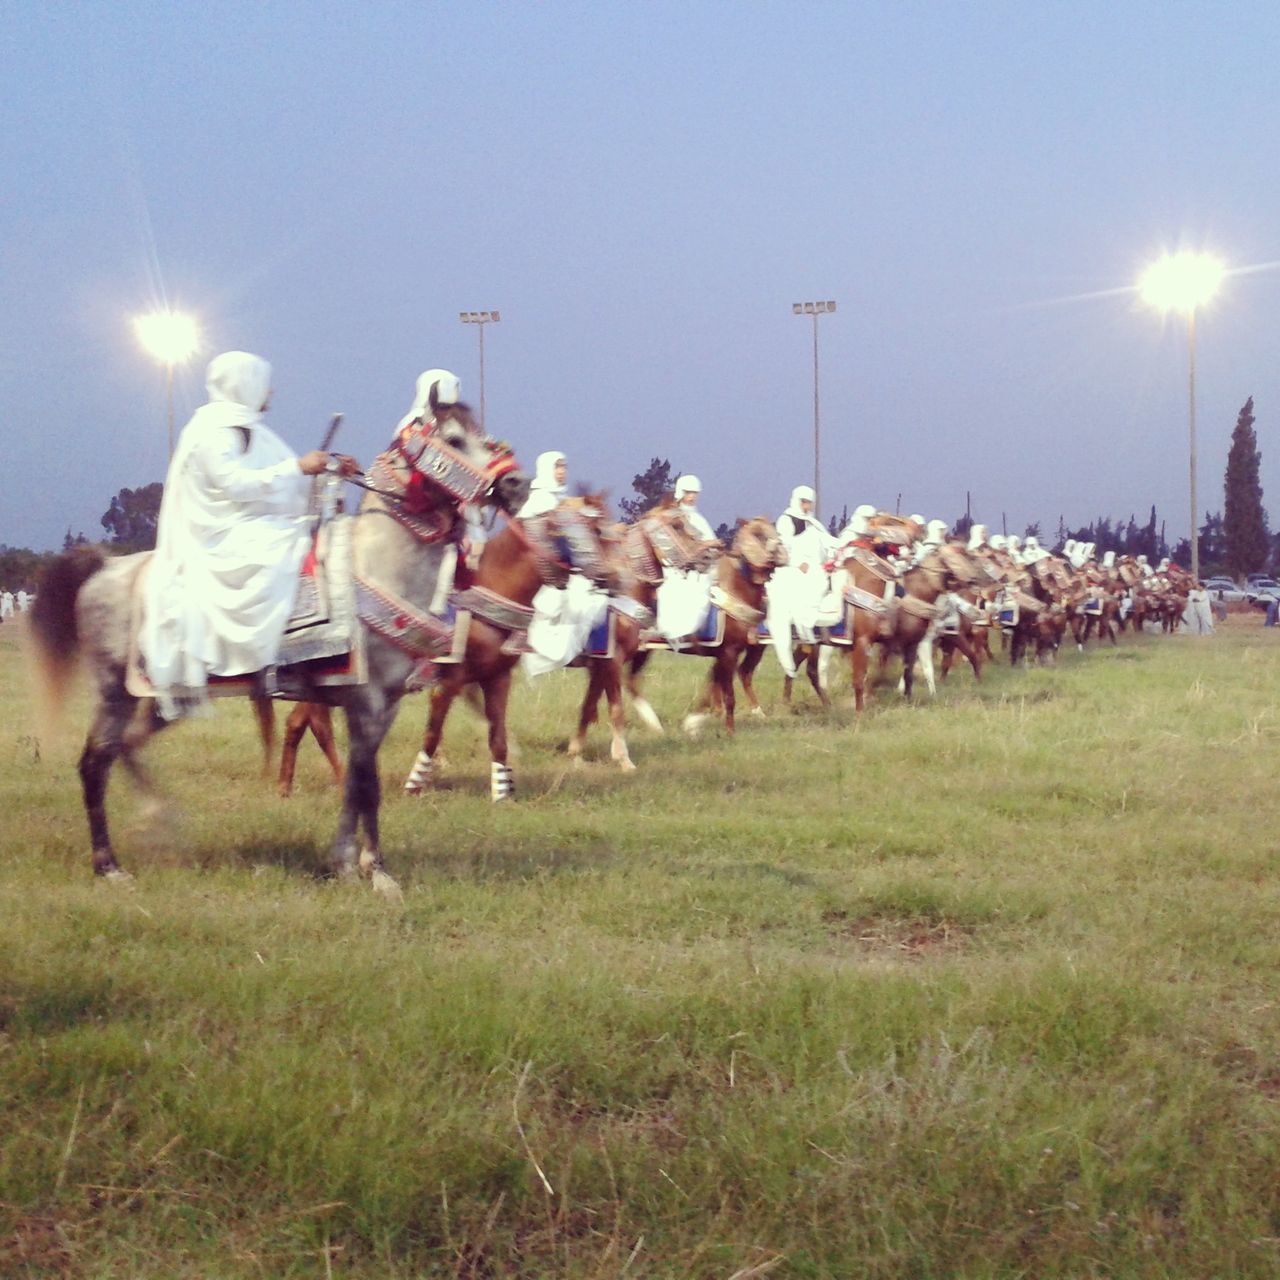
[201,352,272,431]
[924,519,948,545]
[967,523,988,551]
[675,475,702,500]
[989,534,1008,552]
[400,368,461,429]
[530,450,566,496]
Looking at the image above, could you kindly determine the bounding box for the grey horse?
[30,401,529,887]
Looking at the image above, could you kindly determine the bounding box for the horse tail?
[28,546,107,727]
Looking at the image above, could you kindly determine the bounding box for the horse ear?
[428,381,440,413]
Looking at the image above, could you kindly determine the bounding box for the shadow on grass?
[423,842,623,882]
[684,860,819,889]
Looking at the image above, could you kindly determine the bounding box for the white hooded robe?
[140,352,311,716]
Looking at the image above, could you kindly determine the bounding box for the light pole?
[792,300,836,517]
[133,310,200,457]
[1137,252,1225,580]
[460,310,500,427]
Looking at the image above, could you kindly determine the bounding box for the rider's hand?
[299,451,361,477]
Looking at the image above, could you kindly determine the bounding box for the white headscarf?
[674,475,702,502]
[784,484,817,520]
[967,523,988,551]
[194,351,272,432]
[518,451,567,518]
[924,519,948,546]
[399,368,461,430]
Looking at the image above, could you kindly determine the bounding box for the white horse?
[29,399,529,886]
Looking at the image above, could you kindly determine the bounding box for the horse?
[664,517,787,736]
[838,539,981,713]
[274,702,344,798]
[29,400,529,884]
[402,495,621,799]
[564,501,720,769]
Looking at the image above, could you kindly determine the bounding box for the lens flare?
[133,311,200,365]
[1137,252,1226,314]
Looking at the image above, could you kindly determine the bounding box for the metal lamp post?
[1137,252,1225,580]
[133,310,200,457]
[460,310,500,426]
[791,300,836,517]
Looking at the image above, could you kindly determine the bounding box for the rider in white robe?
[140,351,352,718]
[656,474,717,642]
[1,590,13,620]
[767,484,833,674]
[521,452,610,677]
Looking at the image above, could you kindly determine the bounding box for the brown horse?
[403,495,620,800]
[566,501,720,768]
[839,540,980,713]
[670,517,788,736]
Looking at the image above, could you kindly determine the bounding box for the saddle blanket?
[126,516,367,700]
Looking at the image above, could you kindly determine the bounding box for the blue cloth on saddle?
[756,618,771,640]
[824,611,849,641]
[997,606,1017,627]
[696,605,721,643]
[586,614,612,657]
[1083,598,1103,615]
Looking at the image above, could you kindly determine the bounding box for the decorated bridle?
[623,507,717,584]
[730,519,785,586]
[510,501,615,590]
[353,412,521,544]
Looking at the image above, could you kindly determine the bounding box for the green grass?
[4,617,1280,1276]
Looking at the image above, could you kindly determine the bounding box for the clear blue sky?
[3,1,1277,550]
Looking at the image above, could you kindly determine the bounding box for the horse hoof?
[570,755,585,770]
[370,870,403,901]
[750,706,766,719]
[682,713,706,737]
[100,867,135,886]
[617,757,637,772]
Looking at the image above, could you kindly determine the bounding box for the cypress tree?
[1223,396,1268,578]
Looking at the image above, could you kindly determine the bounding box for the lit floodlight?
[133,311,200,366]
[1138,251,1226,314]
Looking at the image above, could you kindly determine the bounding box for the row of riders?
[29,353,1197,885]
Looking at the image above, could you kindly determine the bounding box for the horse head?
[543,495,624,593]
[380,403,530,520]
[732,517,788,581]
[638,502,722,573]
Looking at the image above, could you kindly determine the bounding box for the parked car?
[1246,577,1280,605]
[1247,572,1274,585]
[1204,576,1248,603]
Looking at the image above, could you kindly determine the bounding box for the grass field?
[3,615,1280,1277]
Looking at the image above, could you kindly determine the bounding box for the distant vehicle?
[1204,576,1248,603]
[1247,578,1280,605]
[1247,572,1275,587]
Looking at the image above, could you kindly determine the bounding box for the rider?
[657,474,718,643]
[769,485,833,667]
[140,350,359,718]
[518,451,610,676]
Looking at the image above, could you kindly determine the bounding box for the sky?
[3,1,1278,551]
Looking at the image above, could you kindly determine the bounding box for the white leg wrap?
[491,761,514,802]
[404,751,433,794]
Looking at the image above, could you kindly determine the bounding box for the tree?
[1197,510,1226,573]
[100,483,164,550]
[618,458,677,523]
[713,521,736,543]
[827,504,849,537]
[1023,521,1041,540]
[952,512,974,540]
[1222,396,1268,578]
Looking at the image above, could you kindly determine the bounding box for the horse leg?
[682,658,721,737]
[901,642,918,700]
[405,674,464,795]
[312,705,344,785]
[80,694,144,878]
[738,643,767,718]
[626,649,663,733]
[251,694,275,778]
[332,691,401,886]
[850,637,869,715]
[956,633,983,681]
[568,662,606,766]
[601,661,635,770]
[917,627,937,696]
[482,670,515,800]
[277,702,311,798]
[804,644,830,709]
[719,648,738,735]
